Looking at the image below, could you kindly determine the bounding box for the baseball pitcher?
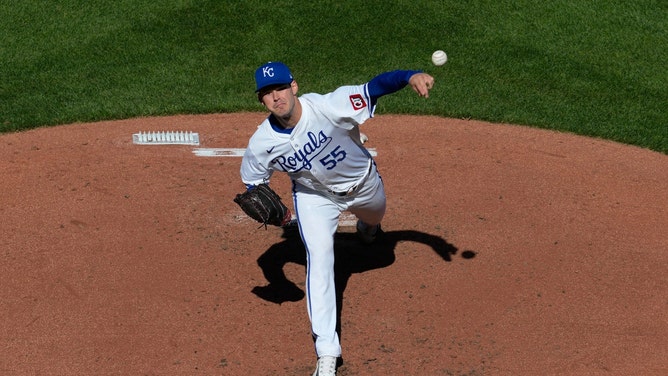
[235,61,434,376]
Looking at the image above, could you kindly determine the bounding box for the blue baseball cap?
[254,62,294,92]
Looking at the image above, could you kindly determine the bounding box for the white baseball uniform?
[240,69,420,358]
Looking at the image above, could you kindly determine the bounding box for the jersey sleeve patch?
[348,94,367,111]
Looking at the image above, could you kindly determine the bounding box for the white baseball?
[431,50,447,66]
[360,133,369,144]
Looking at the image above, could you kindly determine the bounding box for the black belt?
[331,185,359,197]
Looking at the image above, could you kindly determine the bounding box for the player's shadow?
[251,226,476,348]
[251,225,476,305]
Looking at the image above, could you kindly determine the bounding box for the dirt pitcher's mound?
[1,113,667,375]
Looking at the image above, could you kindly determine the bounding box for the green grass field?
[1,0,666,153]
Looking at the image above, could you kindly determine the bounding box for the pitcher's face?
[259,81,298,120]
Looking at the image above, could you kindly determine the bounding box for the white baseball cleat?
[312,355,337,376]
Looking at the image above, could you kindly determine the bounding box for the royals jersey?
[241,83,376,193]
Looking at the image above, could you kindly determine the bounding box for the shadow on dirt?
[251,225,476,305]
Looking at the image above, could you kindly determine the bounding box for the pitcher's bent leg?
[349,170,386,226]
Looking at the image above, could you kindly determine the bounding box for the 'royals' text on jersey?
[271,130,333,172]
[241,83,376,193]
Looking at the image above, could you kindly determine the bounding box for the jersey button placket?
[290,140,300,153]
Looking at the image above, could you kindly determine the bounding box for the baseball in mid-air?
[431,50,447,66]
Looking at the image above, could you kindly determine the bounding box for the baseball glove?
[233,184,292,228]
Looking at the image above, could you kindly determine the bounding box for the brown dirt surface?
[1,113,667,375]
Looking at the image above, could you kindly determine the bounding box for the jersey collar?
[268,114,294,134]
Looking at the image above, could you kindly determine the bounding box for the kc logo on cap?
[255,62,294,92]
[262,66,275,78]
